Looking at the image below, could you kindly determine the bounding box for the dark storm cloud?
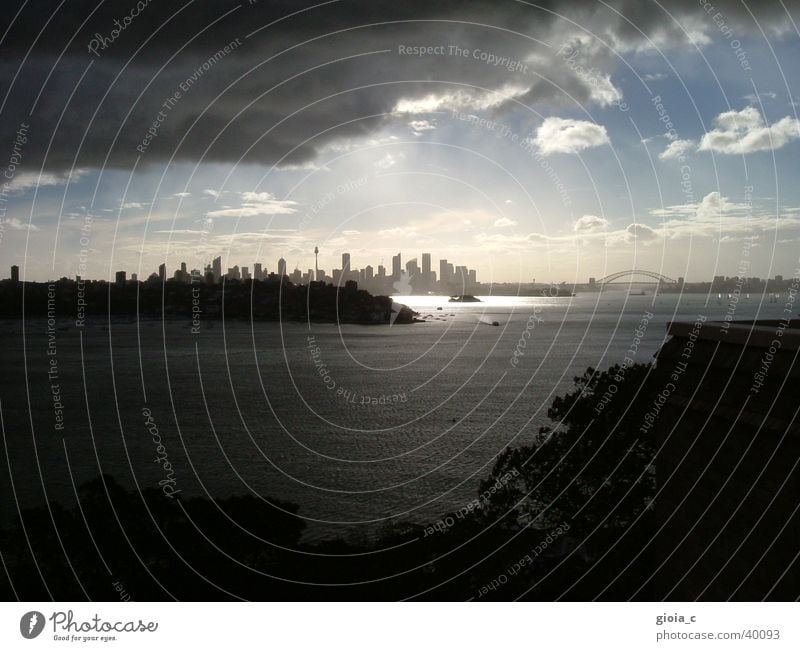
[0,0,794,174]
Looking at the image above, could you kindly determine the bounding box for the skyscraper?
[278,258,287,276]
[439,259,449,284]
[10,265,19,283]
[158,263,166,282]
[212,256,222,283]
[342,252,351,278]
[253,263,263,280]
[422,253,431,276]
[392,252,401,280]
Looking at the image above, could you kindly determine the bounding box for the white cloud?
[155,229,210,235]
[574,214,608,233]
[6,169,88,194]
[493,217,518,228]
[206,191,298,218]
[375,152,404,169]
[699,107,800,154]
[3,217,39,231]
[625,223,658,240]
[172,192,191,198]
[409,120,435,135]
[659,139,695,160]
[643,72,668,82]
[533,117,610,155]
[121,202,146,209]
[646,191,799,239]
[394,84,528,114]
[203,189,221,198]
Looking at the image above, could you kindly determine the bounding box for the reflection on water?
[0,291,792,541]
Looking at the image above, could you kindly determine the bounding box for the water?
[0,290,791,541]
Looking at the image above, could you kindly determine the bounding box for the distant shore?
[0,279,417,325]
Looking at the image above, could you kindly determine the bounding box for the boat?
[448,295,481,302]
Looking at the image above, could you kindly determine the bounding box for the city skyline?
[1,4,799,285]
[7,253,793,293]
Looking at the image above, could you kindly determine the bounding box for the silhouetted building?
[158,263,166,282]
[392,252,401,281]
[439,259,450,285]
[10,265,19,283]
[342,252,351,280]
[422,253,431,276]
[212,256,222,283]
[115,271,126,286]
[253,263,263,280]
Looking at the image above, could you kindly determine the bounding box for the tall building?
[115,271,126,286]
[253,263,263,280]
[422,253,431,276]
[212,256,222,283]
[377,265,386,278]
[158,263,166,282]
[342,252,351,279]
[455,265,468,287]
[278,258,287,277]
[439,259,449,284]
[10,265,19,283]
[241,266,251,281]
[392,252,401,280]
[406,258,419,277]
[365,265,373,281]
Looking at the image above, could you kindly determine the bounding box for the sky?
[1,0,799,284]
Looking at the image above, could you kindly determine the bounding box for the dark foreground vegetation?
[0,364,660,601]
[0,278,416,325]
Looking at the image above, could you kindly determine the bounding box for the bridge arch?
[596,269,676,284]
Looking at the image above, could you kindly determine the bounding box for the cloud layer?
[1,0,793,175]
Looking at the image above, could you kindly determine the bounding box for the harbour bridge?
[595,269,677,285]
